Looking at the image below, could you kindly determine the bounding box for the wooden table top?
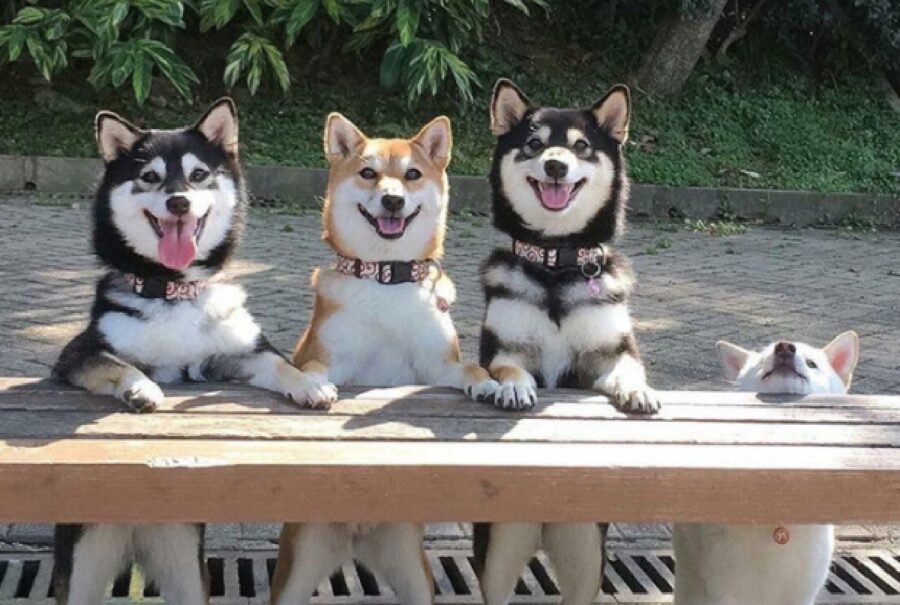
[1,377,899,524]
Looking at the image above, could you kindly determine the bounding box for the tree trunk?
[635,0,729,97]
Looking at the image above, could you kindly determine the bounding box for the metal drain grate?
[2,549,900,603]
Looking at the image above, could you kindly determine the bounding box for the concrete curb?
[1,154,897,226]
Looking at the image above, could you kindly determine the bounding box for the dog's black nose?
[544,159,569,180]
[381,195,405,213]
[774,341,796,358]
[166,196,190,216]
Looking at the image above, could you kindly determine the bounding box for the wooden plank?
[1,409,900,447]
[4,391,900,426]
[2,439,900,524]
[3,379,900,411]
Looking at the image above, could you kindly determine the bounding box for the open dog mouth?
[358,204,421,239]
[144,209,209,270]
[527,177,587,211]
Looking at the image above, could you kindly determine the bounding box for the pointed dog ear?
[412,116,452,169]
[95,112,142,163]
[823,331,860,389]
[716,340,752,382]
[324,113,367,163]
[592,84,631,144]
[195,97,239,155]
[490,78,532,136]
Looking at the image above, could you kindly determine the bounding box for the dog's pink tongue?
[377,216,405,235]
[540,183,574,210]
[158,217,198,270]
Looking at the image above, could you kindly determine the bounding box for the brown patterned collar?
[335,255,440,285]
[512,240,606,277]
[124,273,207,301]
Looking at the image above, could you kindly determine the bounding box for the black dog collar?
[512,240,606,278]
[335,255,440,285]
[124,273,206,301]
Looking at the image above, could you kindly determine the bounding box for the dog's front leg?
[212,337,337,408]
[251,353,337,408]
[55,338,163,412]
[488,354,538,411]
[413,332,498,402]
[592,353,658,413]
[426,359,500,402]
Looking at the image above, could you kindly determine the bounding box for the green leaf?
[132,55,151,103]
[13,7,46,26]
[379,41,405,88]
[275,0,319,46]
[501,0,529,14]
[321,0,341,22]
[262,41,290,90]
[395,0,419,46]
[243,0,265,24]
[247,60,262,94]
[7,31,25,62]
[223,56,243,87]
[111,2,128,25]
[110,48,133,87]
[138,38,198,100]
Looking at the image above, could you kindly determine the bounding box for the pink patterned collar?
[335,255,439,285]
[124,273,207,301]
[512,240,606,277]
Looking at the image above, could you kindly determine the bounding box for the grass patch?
[683,219,749,236]
[0,8,897,195]
[644,237,673,255]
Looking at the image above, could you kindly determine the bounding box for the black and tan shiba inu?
[474,80,658,605]
[269,113,499,605]
[51,99,336,605]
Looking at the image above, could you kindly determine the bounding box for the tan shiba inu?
[270,114,499,605]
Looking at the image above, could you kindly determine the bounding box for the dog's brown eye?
[574,140,589,151]
[405,168,422,181]
[190,168,210,183]
[359,168,377,180]
[806,359,818,369]
[526,138,543,151]
[140,170,161,184]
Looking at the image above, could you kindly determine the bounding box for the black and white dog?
[51,99,336,604]
[474,80,657,605]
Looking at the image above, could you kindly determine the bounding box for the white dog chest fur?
[315,269,459,386]
[100,282,261,370]
[484,296,633,388]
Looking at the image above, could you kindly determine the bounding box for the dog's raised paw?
[493,380,537,411]
[120,377,164,413]
[613,388,660,414]
[286,373,338,410]
[466,378,501,403]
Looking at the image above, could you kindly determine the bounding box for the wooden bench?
[1,377,899,524]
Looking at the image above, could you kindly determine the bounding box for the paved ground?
[1,196,899,549]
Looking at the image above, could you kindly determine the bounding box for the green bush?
[0,0,545,104]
